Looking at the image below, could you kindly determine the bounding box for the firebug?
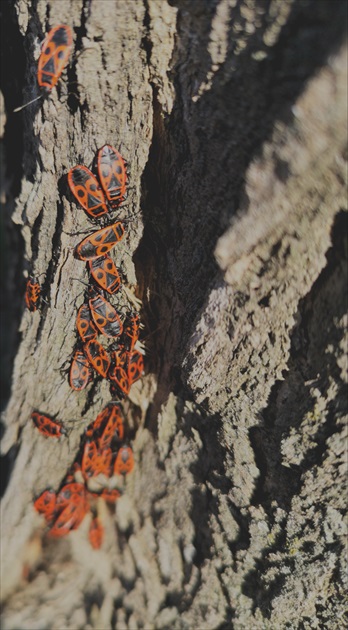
[113,445,134,476]
[100,488,121,503]
[89,516,104,549]
[31,412,66,438]
[108,364,130,400]
[81,440,112,478]
[38,25,73,91]
[88,254,121,294]
[127,350,144,385]
[74,222,125,261]
[122,313,140,352]
[83,339,111,378]
[68,165,108,219]
[97,145,128,208]
[88,288,123,338]
[48,495,89,537]
[76,303,98,342]
[86,403,124,446]
[14,25,73,112]
[25,277,41,312]
[34,489,57,524]
[56,482,86,508]
[69,349,92,391]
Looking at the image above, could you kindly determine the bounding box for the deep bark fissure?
[0,1,26,414]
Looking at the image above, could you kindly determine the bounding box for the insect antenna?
[13,94,43,113]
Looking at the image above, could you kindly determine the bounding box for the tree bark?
[1,0,347,628]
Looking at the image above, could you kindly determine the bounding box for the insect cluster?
[67,143,144,399]
[34,403,133,547]
[22,25,144,549]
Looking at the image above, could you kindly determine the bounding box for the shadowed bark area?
[1,0,347,628]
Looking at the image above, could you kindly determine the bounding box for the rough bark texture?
[1,0,347,628]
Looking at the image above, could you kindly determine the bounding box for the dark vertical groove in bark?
[66,0,89,114]
[0,1,26,412]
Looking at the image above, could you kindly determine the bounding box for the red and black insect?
[100,403,125,444]
[108,363,130,400]
[97,416,120,450]
[83,339,111,378]
[25,277,41,312]
[108,349,131,398]
[122,313,140,352]
[48,493,89,538]
[68,165,108,219]
[127,349,144,385]
[86,403,124,447]
[97,144,128,208]
[81,441,112,478]
[76,303,98,342]
[100,488,121,503]
[14,25,73,112]
[88,288,123,338]
[81,441,99,478]
[88,254,121,294]
[94,447,113,477]
[89,516,104,549]
[69,349,92,391]
[107,348,143,397]
[113,445,134,476]
[31,412,66,438]
[98,404,124,449]
[111,348,128,368]
[75,222,125,261]
[38,25,73,91]
[39,482,89,538]
[56,482,86,508]
[85,406,109,440]
[34,489,57,524]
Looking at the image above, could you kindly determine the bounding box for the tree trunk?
[1,0,347,628]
